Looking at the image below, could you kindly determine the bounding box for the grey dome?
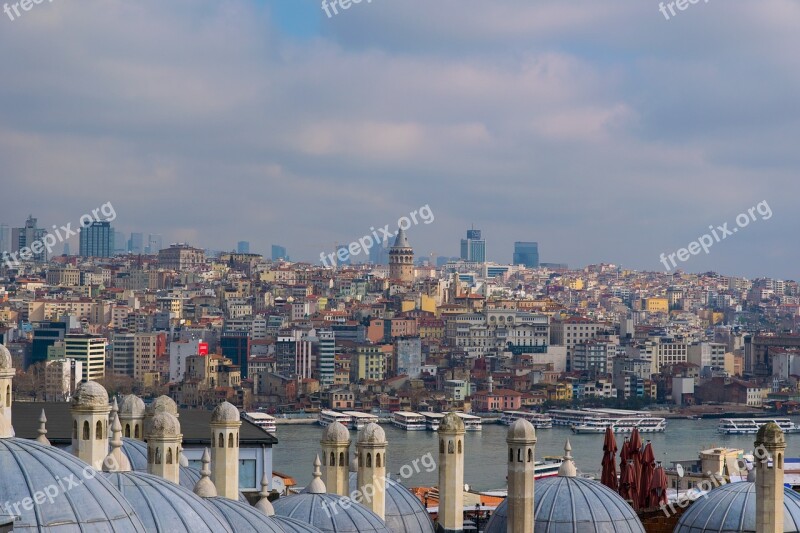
[120,395,146,418]
[272,515,326,533]
[358,422,386,444]
[0,344,11,369]
[322,421,350,443]
[211,401,240,423]
[439,412,464,433]
[150,411,181,437]
[204,496,289,532]
[674,482,800,532]
[150,395,178,416]
[507,418,536,442]
[484,476,645,533]
[72,380,110,408]
[273,492,391,533]
[104,471,233,533]
[0,438,146,532]
[348,472,435,533]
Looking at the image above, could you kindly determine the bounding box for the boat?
[534,457,564,479]
[242,411,276,434]
[717,418,800,435]
[318,409,352,428]
[392,411,427,430]
[570,417,667,434]
[341,411,379,430]
[456,412,482,432]
[422,412,444,431]
[499,411,553,429]
[549,408,655,427]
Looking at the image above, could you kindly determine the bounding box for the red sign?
[198,342,208,356]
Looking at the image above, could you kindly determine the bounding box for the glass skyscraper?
[460,228,486,262]
[513,241,539,267]
[79,221,114,257]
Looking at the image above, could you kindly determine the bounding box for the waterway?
[272,418,800,491]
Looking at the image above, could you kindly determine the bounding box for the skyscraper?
[147,234,163,254]
[79,221,114,258]
[237,241,250,254]
[271,244,288,261]
[114,231,127,255]
[513,241,539,268]
[0,224,9,256]
[460,228,486,263]
[128,232,144,254]
[12,215,48,262]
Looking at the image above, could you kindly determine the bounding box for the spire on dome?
[36,409,50,446]
[109,397,119,427]
[254,471,275,516]
[558,439,577,477]
[194,448,218,498]
[306,455,327,494]
[103,413,131,472]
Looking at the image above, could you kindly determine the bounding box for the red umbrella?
[619,437,630,474]
[601,426,618,490]
[619,459,639,509]
[639,441,656,508]
[648,462,668,508]
[628,428,643,500]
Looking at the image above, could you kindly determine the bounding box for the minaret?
[506,419,537,533]
[210,401,242,499]
[36,409,50,446]
[103,413,132,472]
[755,422,786,533]
[321,421,351,497]
[147,411,183,483]
[144,395,178,440]
[0,345,14,438]
[438,412,465,533]
[356,422,387,520]
[119,394,146,440]
[389,228,414,283]
[71,381,111,470]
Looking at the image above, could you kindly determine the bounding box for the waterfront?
[273,418,800,491]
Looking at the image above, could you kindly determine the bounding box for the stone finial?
[36,409,50,446]
[558,439,577,477]
[103,413,132,472]
[193,448,218,498]
[306,455,327,494]
[109,397,119,425]
[254,471,275,516]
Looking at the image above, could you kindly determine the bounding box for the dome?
[104,471,233,533]
[204,496,293,533]
[179,463,249,503]
[322,421,350,443]
[150,411,181,438]
[150,395,178,416]
[72,380,110,408]
[0,344,12,369]
[120,395,146,418]
[358,422,386,444]
[507,418,536,442]
[211,401,240,424]
[0,438,146,532]
[272,516,325,533]
[273,492,391,533]
[439,413,464,433]
[484,476,645,533]
[348,472,435,533]
[756,421,785,444]
[674,482,800,532]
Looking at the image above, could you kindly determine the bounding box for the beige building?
[64,334,107,381]
[158,243,206,270]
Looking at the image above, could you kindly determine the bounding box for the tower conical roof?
[392,228,411,249]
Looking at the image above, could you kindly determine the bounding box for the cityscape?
[2,1,800,533]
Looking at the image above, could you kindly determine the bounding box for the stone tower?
[147,411,183,483]
[119,394,146,440]
[755,422,786,533]
[389,228,414,283]
[356,422,387,520]
[71,381,111,470]
[211,401,241,499]
[438,412,465,533]
[321,421,351,497]
[506,419,537,533]
[0,345,14,438]
[144,395,178,440]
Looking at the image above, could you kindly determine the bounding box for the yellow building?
[548,382,573,402]
[351,345,385,382]
[644,298,669,313]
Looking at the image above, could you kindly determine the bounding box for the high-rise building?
[133,332,166,380]
[111,332,135,377]
[460,228,486,263]
[237,241,250,254]
[336,244,351,266]
[128,232,144,254]
[64,334,107,381]
[316,329,335,389]
[114,231,127,255]
[513,241,539,268]
[79,221,114,258]
[147,234,163,254]
[12,215,48,262]
[271,244,288,261]
[368,238,390,265]
[0,224,10,256]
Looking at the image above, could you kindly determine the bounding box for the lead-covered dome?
[273,493,391,533]
[0,438,146,532]
[72,380,109,408]
[211,401,240,423]
[204,496,297,533]
[674,482,800,532]
[484,476,645,533]
[348,472,435,533]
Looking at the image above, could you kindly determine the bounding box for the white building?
[64,334,107,381]
[169,338,208,382]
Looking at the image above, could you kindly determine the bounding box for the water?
[273,419,800,491]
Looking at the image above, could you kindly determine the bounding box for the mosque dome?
[348,472,435,533]
[203,496,295,533]
[211,402,240,424]
[321,421,350,443]
[120,395,146,418]
[674,482,800,533]
[272,492,391,533]
[72,381,109,408]
[0,344,12,369]
[358,422,386,444]
[0,438,146,532]
[104,471,233,533]
[484,476,645,533]
[271,516,326,533]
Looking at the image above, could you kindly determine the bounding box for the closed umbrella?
[639,441,656,508]
[619,459,639,510]
[648,462,668,508]
[601,426,618,490]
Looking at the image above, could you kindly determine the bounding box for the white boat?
[342,411,379,431]
[318,410,352,428]
[549,408,655,427]
[570,417,667,434]
[717,418,800,435]
[499,411,553,429]
[456,412,483,432]
[422,412,444,431]
[392,411,427,430]
[242,412,276,434]
[534,457,563,479]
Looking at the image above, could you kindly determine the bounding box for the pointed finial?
[306,454,327,494]
[36,409,50,446]
[255,471,275,515]
[103,413,132,472]
[558,439,577,477]
[194,448,218,497]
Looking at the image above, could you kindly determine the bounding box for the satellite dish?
[676,464,684,478]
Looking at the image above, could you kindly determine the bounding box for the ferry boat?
[499,411,553,429]
[242,412,277,434]
[422,412,444,431]
[534,457,565,479]
[570,417,667,434]
[392,411,427,431]
[318,410,352,428]
[549,408,656,427]
[717,418,800,435]
[341,411,379,430]
[456,412,483,432]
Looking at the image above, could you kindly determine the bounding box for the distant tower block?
[70,381,111,470]
[506,419,537,533]
[755,422,787,533]
[321,421,351,497]
[438,412,465,533]
[210,401,242,499]
[357,423,387,520]
[389,228,414,283]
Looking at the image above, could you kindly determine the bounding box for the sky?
[0,0,799,279]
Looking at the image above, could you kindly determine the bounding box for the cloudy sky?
[0,0,798,278]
